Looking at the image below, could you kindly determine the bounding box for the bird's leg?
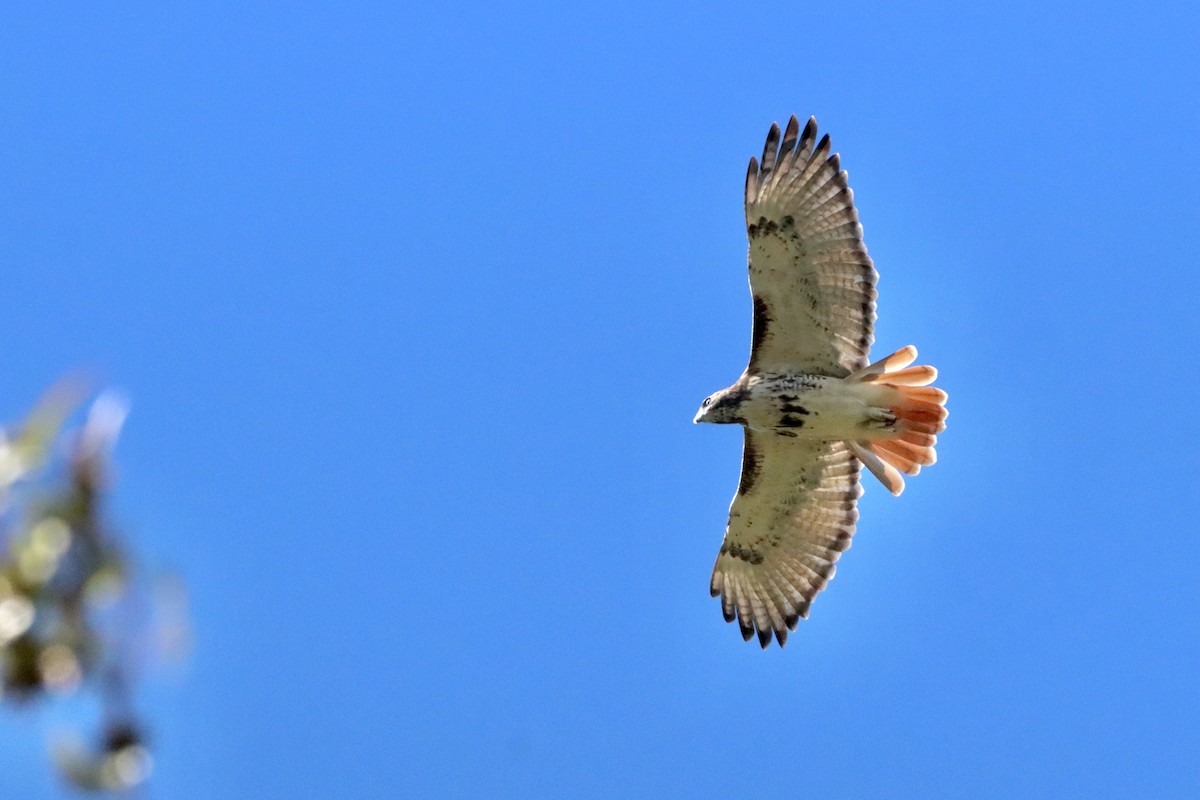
[861,408,897,431]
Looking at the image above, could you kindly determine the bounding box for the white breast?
[741,373,893,440]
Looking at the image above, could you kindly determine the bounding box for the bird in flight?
[694,116,948,648]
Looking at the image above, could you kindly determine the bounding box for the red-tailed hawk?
[694,116,948,647]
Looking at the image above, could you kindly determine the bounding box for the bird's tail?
[847,346,947,496]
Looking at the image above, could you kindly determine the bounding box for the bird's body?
[698,372,903,441]
[695,116,948,647]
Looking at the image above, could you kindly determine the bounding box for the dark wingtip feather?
[757,627,772,648]
[781,115,800,154]
[760,122,782,173]
[775,627,789,647]
[814,133,832,158]
[799,117,819,156]
[737,611,755,641]
[745,156,759,204]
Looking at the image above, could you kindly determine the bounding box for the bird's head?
[693,386,744,424]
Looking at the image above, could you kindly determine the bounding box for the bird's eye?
[703,397,713,407]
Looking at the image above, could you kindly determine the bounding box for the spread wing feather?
[710,432,862,647]
[745,116,879,377]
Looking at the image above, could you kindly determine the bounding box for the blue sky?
[2,1,1198,797]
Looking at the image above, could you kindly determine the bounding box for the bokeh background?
[2,1,1198,797]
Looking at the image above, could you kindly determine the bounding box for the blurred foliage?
[0,383,180,795]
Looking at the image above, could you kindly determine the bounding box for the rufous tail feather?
[848,345,948,495]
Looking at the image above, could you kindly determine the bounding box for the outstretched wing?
[745,116,878,377]
[710,431,862,647]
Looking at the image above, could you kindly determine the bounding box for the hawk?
[694,116,948,647]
